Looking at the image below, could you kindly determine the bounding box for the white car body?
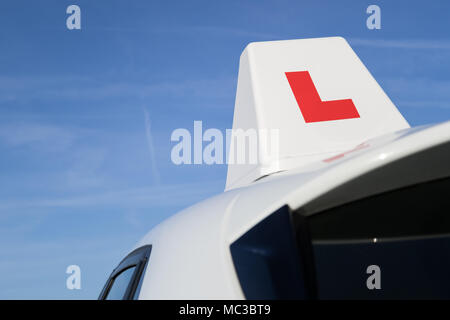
[100,37,450,300]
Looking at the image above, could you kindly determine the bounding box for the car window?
[99,245,152,300]
[302,177,450,299]
[230,206,307,299]
[231,177,450,300]
[105,267,137,300]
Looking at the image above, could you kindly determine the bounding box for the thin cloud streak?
[87,24,280,40]
[0,180,223,212]
[349,38,450,50]
[0,75,235,104]
[143,108,161,185]
[397,100,450,109]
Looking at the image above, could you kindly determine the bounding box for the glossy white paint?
[134,120,450,299]
[120,38,450,299]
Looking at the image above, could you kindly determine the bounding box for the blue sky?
[0,0,449,299]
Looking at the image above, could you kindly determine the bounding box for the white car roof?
[133,120,450,299]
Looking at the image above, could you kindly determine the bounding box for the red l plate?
[285,71,360,123]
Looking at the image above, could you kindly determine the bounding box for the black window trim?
[98,245,152,300]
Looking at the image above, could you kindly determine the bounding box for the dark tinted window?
[230,206,307,299]
[301,177,450,299]
[105,267,137,300]
[231,177,450,299]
